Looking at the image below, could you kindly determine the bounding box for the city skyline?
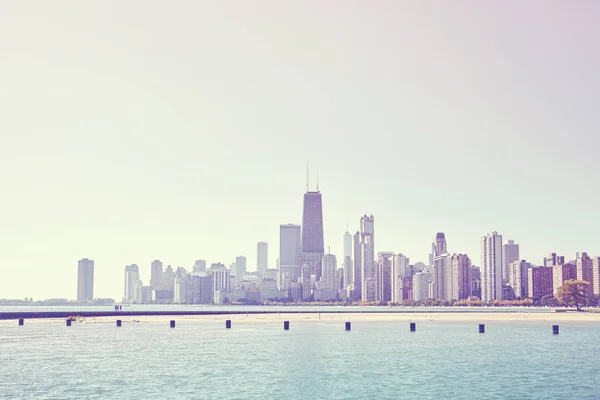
[2,1,599,300]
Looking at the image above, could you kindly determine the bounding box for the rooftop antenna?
[328,246,331,254]
[306,160,309,192]
[316,167,319,192]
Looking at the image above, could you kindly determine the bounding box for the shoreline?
[3,310,600,324]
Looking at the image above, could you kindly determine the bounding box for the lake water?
[1,318,599,399]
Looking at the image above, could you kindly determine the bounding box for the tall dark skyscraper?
[301,190,325,280]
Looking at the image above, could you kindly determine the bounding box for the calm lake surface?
[1,318,599,399]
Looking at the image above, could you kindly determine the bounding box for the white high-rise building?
[279,224,302,283]
[509,260,531,298]
[502,240,520,284]
[343,231,352,258]
[124,264,140,303]
[77,258,95,302]
[360,215,375,301]
[481,231,503,302]
[321,253,338,289]
[391,254,410,302]
[257,242,268,275]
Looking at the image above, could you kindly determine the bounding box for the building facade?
[528,266,553,301]
[360,215,375,301]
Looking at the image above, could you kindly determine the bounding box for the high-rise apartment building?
[544,253,565,268]
[509,260,531,299]
[502,240,520,284]
[321,253,337,290]
[576,252,593,297]
[124,264,140,303]
[150,260,163,288]
[528,267,553,301]
[552,263,577,295]
[360,215,375,301]
[376,252,393,302]
[77,258,94,302]
[279,224,302,283]
[451,254,472,300]
[481,231,503,302]
[301,191,325,279]
[257,242,268,275]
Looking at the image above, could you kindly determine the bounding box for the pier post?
[226,320,232,329]
[479,324,485,333]
[116,320,122,327]
[170,320,175,328]
[410,322,416,332]
[345,322,351,331]
[66,319,72,327]
[553,325,559,335]
[284,321,290,330]
[18,319,24,326]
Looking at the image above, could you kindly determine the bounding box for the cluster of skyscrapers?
[75,181,600,305]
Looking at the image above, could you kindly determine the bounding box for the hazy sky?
[1,1,599,300]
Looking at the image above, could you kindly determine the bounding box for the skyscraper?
[481,231,503,302]
[451,254,471,300]
[321,253,337,289]
[352,231,362,300]
[77,258,94,302]
[301,190,324,280]
[576,252,593,297]
[192,260,206,274]
[234,256,247,285]
[257,242,268,275]
[433,233,447,257]
[150,260,163,288]
[391,254,409,302]
[376,252,393,302]
[124,264,140,303]
[280,224,302,282]
[343,231,353,292]
[502,240,520,284]
[360,215,375,301]
[509,260,531,298]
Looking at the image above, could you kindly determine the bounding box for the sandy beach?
[4,311,600,326]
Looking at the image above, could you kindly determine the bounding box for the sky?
[1,1,599,301]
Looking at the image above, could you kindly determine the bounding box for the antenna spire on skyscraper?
[317,167,319,192]
[306,160,309,192]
